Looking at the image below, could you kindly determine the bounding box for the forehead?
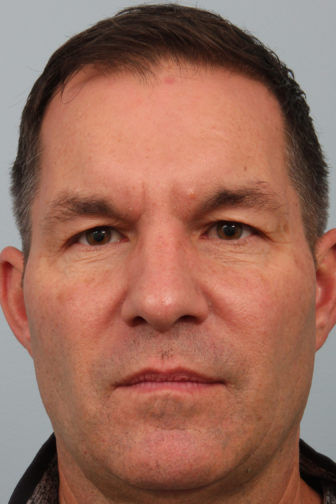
[37,64,292,216]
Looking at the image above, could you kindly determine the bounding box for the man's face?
[23,65,317,493]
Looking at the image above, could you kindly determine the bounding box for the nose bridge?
[140,227,188,298]
[121,223,209,331]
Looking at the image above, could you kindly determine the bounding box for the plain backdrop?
[1,1,336,501]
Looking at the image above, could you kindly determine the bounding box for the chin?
[122,461,219,492]
[107,430,230,492]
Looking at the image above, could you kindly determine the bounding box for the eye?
[78,226,123,246]
[206,221,254,240]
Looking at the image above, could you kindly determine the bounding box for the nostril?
[129,313,200,329]
[179,314,199,324]
[129,316,147,327]
[120,269,209,331]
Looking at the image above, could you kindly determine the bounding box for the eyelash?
[66,226,124,249]
[77,226,124,246]
[70,220,257,248]
[204,221,256,241]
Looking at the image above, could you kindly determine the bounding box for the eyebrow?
[42,182,287,231]
[193,183,287,219]
[41,193,125,231]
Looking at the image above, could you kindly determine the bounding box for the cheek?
[22,269,122,440]
[26,260,124,336]
[206,259,317,444]
[208,258,316,380]
[23,265,120,394]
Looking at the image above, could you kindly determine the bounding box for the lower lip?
[119,381,220,392]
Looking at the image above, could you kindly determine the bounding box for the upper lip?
[117,367,223,386]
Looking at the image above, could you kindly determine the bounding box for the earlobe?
[0,247,32,356]
[315,229,336,351]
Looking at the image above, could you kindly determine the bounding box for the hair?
[11,3,328,258]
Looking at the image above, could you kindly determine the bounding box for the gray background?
[1,0,336,501]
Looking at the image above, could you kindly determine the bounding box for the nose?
[121,230,209,332]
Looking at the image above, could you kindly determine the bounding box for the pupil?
[92,229,107,242]
[217,222,242,239]
[223,223,237,236]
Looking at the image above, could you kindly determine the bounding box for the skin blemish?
[164,76,176,85]
[187,189,196,200]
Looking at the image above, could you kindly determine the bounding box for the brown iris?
[85,227,112,245]
[216,222,244,240]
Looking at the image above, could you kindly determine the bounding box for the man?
[1,3,336,503]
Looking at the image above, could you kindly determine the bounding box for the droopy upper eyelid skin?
[77,226,125,246]
[66,220,260,250]
[65,225,126,247]
[204,221,257,240]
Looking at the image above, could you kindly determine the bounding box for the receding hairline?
[47,55,285,114]
[26,60,317,260]
[11,5,328,263]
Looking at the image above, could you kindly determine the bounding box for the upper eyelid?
[67,225,120,245]
[67,220,259,246]
[202,222,259,246]
[204,220,258,233]
[76,221,255,233]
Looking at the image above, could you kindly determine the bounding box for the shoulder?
[9,435,58,504]
[300,439,336,501]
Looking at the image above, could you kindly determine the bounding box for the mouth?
[116,368,224,392]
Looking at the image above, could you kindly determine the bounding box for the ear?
[315,229,336,351]
[0,246,32,356]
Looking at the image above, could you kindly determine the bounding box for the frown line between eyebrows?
[41,182,288,234]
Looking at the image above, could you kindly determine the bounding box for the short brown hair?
[11,3,328,257]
